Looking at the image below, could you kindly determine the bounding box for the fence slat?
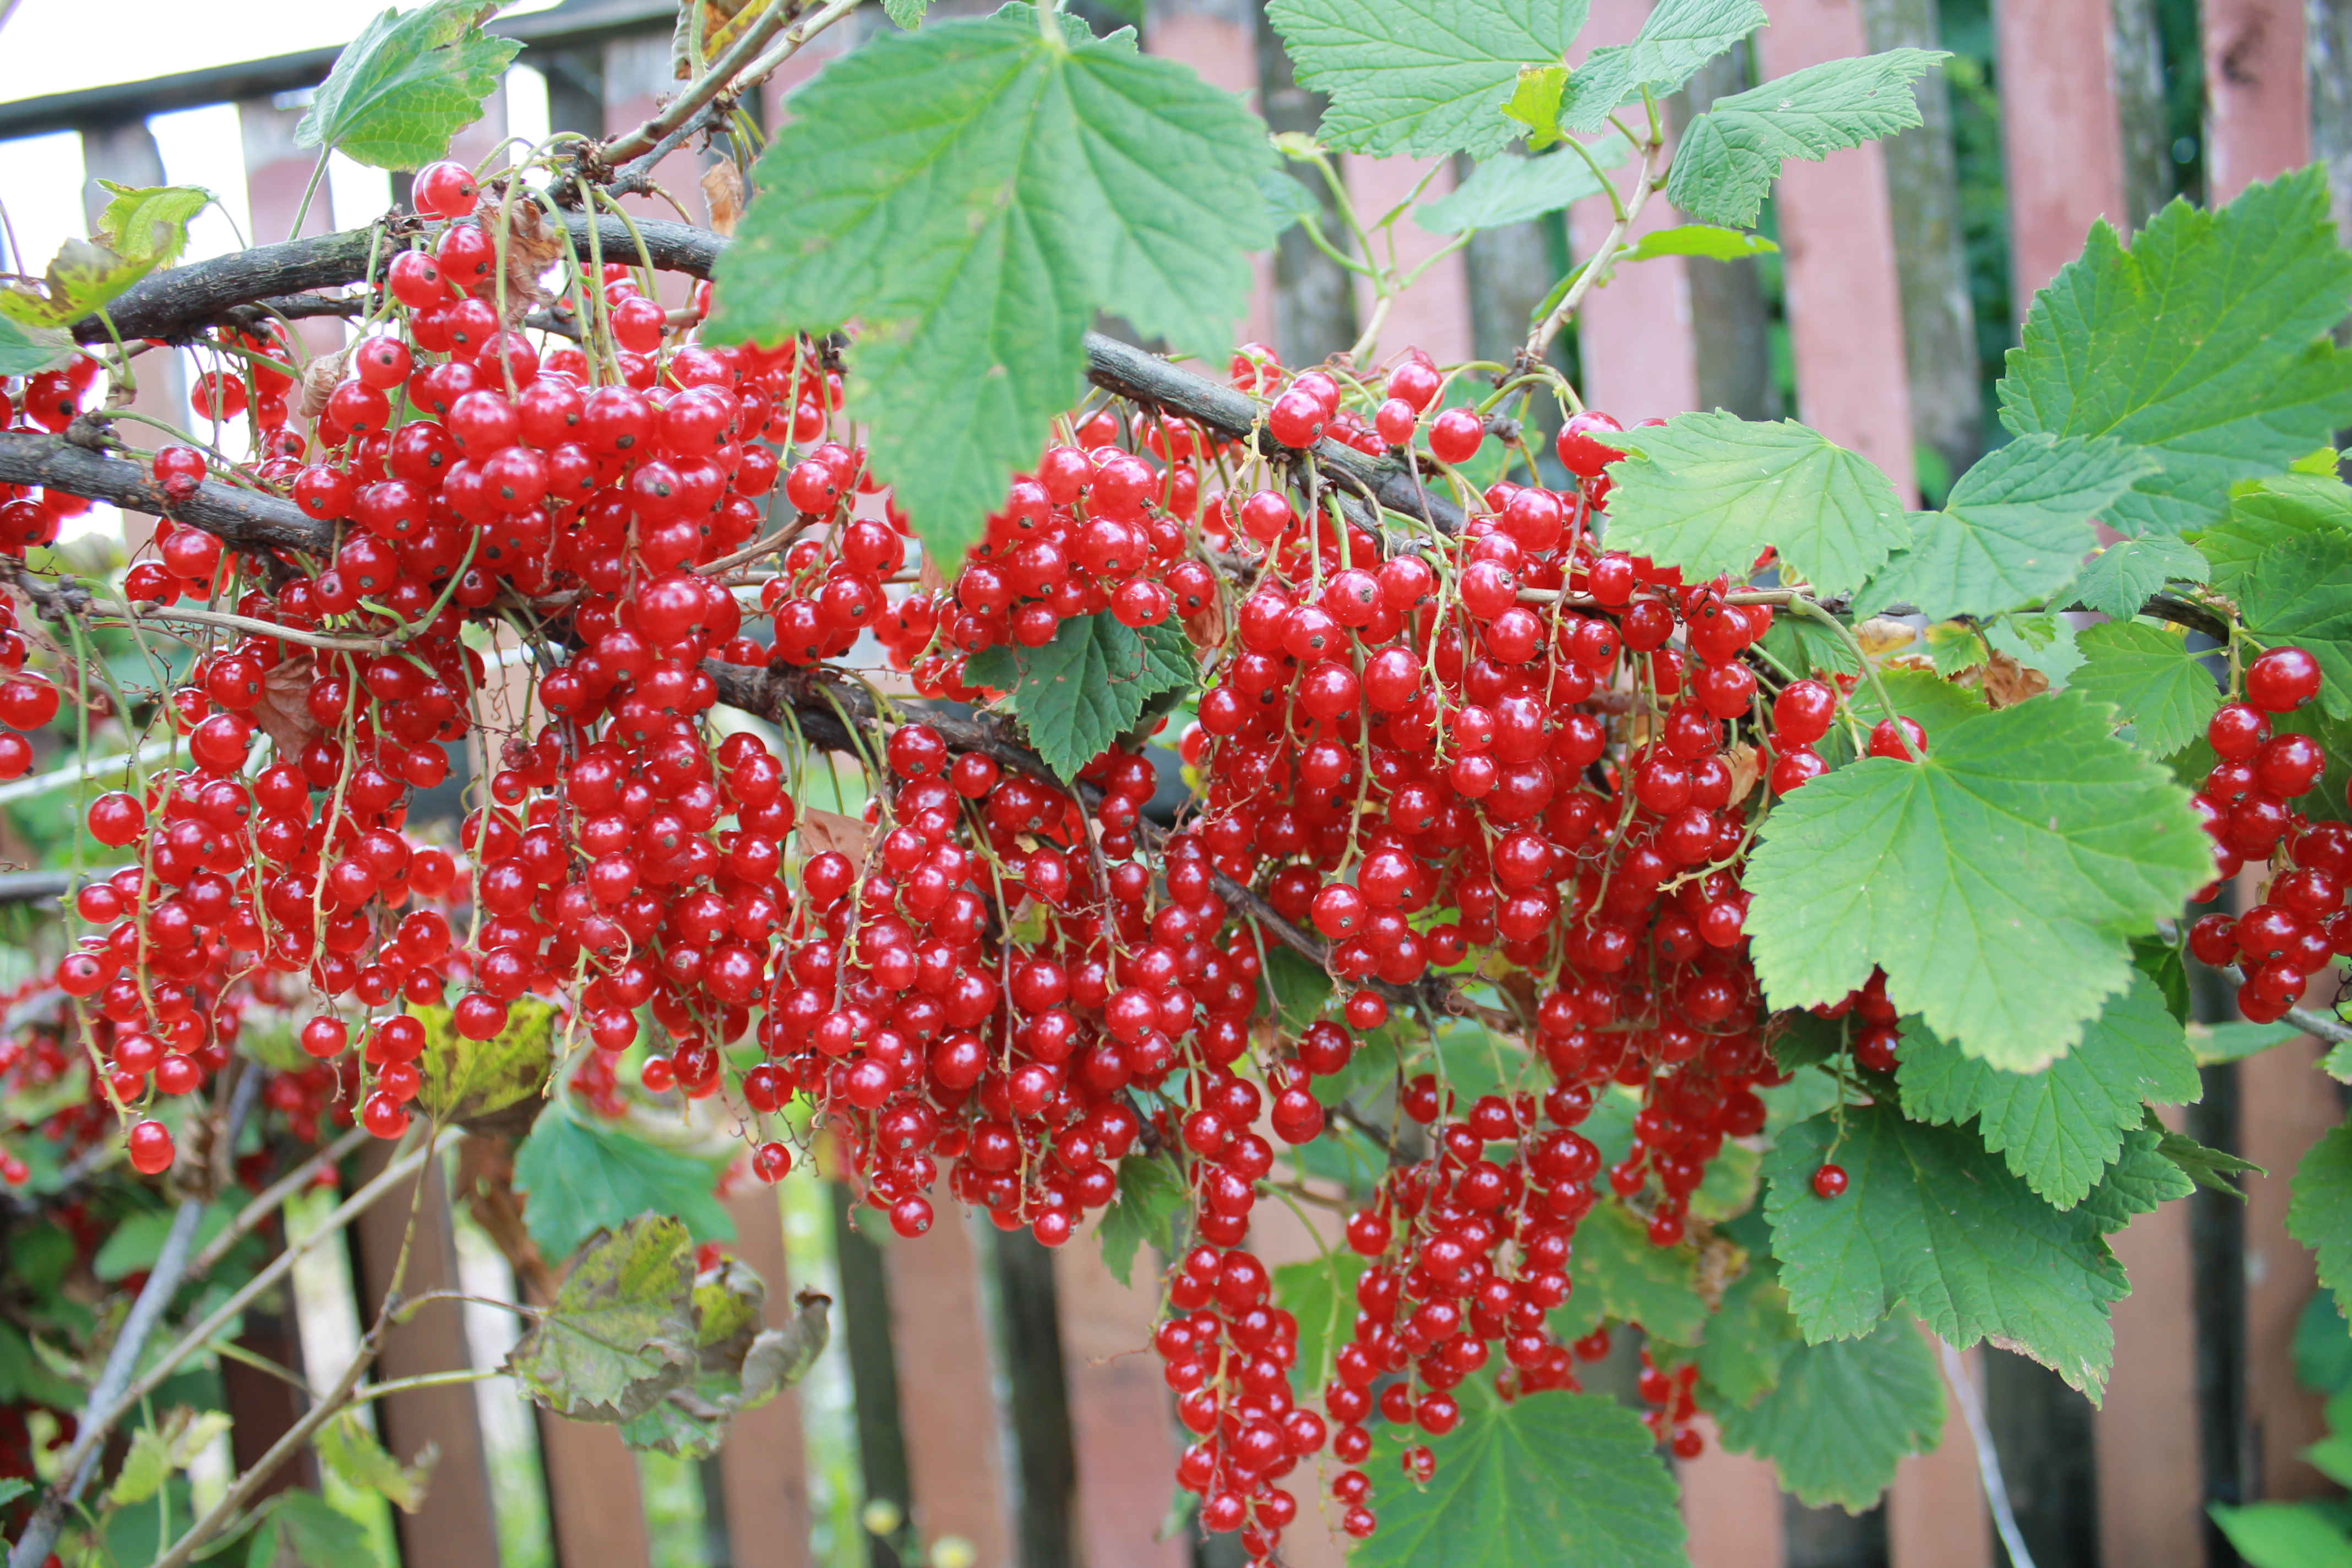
[534,1412,655,1568]
[1344,156,1472,368]
[1886,1332,1990,1568]
[2203,0,2312,206]
[349,1146,503,1568]
[1992,0,2128,311]
[1054,1219,1185,1568]
[880,1196,1016,1568]
[1756,0,1917,503]
[719,1184,815,1568]
[1570,0,1703,423]
[220,1237,318,1501]
[2095,1104,2203,1568]
[2240,1035,2339,1501]
[1678,1425,1784,1568]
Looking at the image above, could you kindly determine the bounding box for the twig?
[597,0,802,168]
[1941,1341,2038,1568]
[2216,964,2352,1045]
[1526,128,1663,358]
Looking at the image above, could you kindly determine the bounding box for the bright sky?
[0,0,555,538]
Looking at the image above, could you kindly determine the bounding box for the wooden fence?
[4,0,2351,1562]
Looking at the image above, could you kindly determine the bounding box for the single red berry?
[2247,646,2323,714]
[1812,1163,1849,1199]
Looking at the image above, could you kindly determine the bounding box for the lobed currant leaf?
[295,0,520,170]
[2068,619,2224,758]
[91,181,213,269]
[707,15,1272,567]
[1095,1151,1185,1289]
[1746,690,2211,1070]
[415,994,555,1130]
[1896,971,2201,1210]
[1556,0,1767,133]
[1550,1198,1707,1344]
[1665,50,1945,229]
[1354,1382,1689,1568]
[1763,1104,2128,1399]
[505,1215,700,1424]
[1415,135,1631,234]
[968,612,1194,780]
[512,1102,736,1261]
[1265,0,1591,159]
[1596,411,1911,596]
[2059,533,2211,621]
[239,1491,379,1568]
[1273,1249,1366,1396]
[2077,1122,2197,1232]
[2000,167,2352,538]
[1714,1314,1945,1513]
[1694,1254,1802,1410]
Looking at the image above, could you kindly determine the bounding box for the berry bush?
[3,0,2352,1564]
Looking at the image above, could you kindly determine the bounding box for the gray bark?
[1253,0,1359,364]
[1857,0,1981,493]
[1675,47,1777,421]
[2113,0,2179,226]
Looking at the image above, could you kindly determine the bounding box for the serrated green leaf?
[1761,611,1861,679]
[1858,434,2159,620]
[317,1412,434,1512]
[1273,1250,1365,1395]
[1986,609,2084,687]
[2211,1502,2352,1568]
[1616,221,1778,264]
[707,18,1270,567]
[1415,136,1630,234]
[2192,1020,2304,1065]
[1763,1105,2128,1398]
[1716,1314,1944,1512]
[1597,411,1910,596]
[622,1270,830,1458]
[1354,1384,1688,1568]
[2157,1120,2263,1196]
[507,1215,699,1423]
[2132,934,2191,1023]
[93,181,212,268]
[295,0,520,169]
[1690,1140,1760,1221]
[1261,943,1334,1033]
[416,995,553,1129]
[1096,1151,1184,1288]
[2070,619,2222,757]
[1896,971,2199,1208]
[0,1477,26,1507]
[1500,64,1567,148]
[244,1489,380,1568]
[2233,531,2352,720]
[110,1409,231,1506]
[883,0,928,27]
[0,315,70,375]
[1266,0,1591,159]
[1665,50,1945,228]
[1923,620,1990,677]
[2197,472,2352,590]
[2292,1124,2352,1313]
[1999,169,2352,538]
[2061,534,2211,620]
[0,237,157,329]
[1747,690,2211,1070]
[1697,1256,1801,1409]
[2077,1124,2196,1231]
[512,1102,734,1261]
[978,613,1194,778]
[1554,1198,1707,1344]
[1258,167,1322,234]
[1557,0,1767,132]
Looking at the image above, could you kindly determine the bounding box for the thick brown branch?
[0,431,334,556]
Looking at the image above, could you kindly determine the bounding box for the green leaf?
[1999,169,2352,538]
[1258,167,1323,234]
[1763,1105,2129,1398]
[2133,934,2192,1023]
[2060,534,2211,620]
[1858,434,2159,621]
[1265,0,1591,159]
[2196,472,2352,590]
[2211,1502,2352,1568]
[970,612,1195,779]
[92,181,212,268]
[1747,690,2211,1070]
[883,0,928,26]
[1716,1314,1944,1512]
[1697,1257,1801,1409]
[1558,0,1767,132]
[622,1267,831,1457]
[1597,411,1910,596]
[317,1412,433,1512]
[1096,1151,1184,1288]
[507,1215,700,1423]
[1690,1140,1761,1222]
[2232,530,2352,720]
[1665,50,1946,228]
[1615,222,1777,264]
[2191,1019,2304,1065]
[1273,1250,1366,1395]
[0,1477,26,1507]
[512,1102,735,1261]
[93,1197,242,1282]
[1557,1198,1707,1344]
[1415,137,1630,235]
[2070,619,2223,758]
[244,1490,381,1568]
[295,0,521,169]
[1353,1385,1689,1568]
[1761,610,1862,679]
[1500,64,1567,148]
[0,315,70,376]
[1986,609,2084,687]
[1923,620,1990,677]
[110,1409,232,1506]
[1261,943,1335,1034]
[2296,1289,2352,1395]
[0,238,158,329]
[416,995,554,1129]
[1896,972,2200,1208]
[2077,1124,2197,1231]
[2157,1120,2263,1196]
[2292,1124,2352,1313]
[707,17,1271,566]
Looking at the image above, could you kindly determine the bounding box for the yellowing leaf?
[94,181,213,268]
[0,237,158,329]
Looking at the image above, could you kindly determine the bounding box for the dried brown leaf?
[252,653,324,756]
[1724,742,1761,804]
[700,162,745,237]
[1855,617,1918,655]
[499,204,567,325]
[298,350,347,422]
[1972,650,2049,709]
[797,807,873,870]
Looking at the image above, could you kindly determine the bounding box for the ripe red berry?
[1812,1163,1849,1199]
[2247,646,2323,714]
